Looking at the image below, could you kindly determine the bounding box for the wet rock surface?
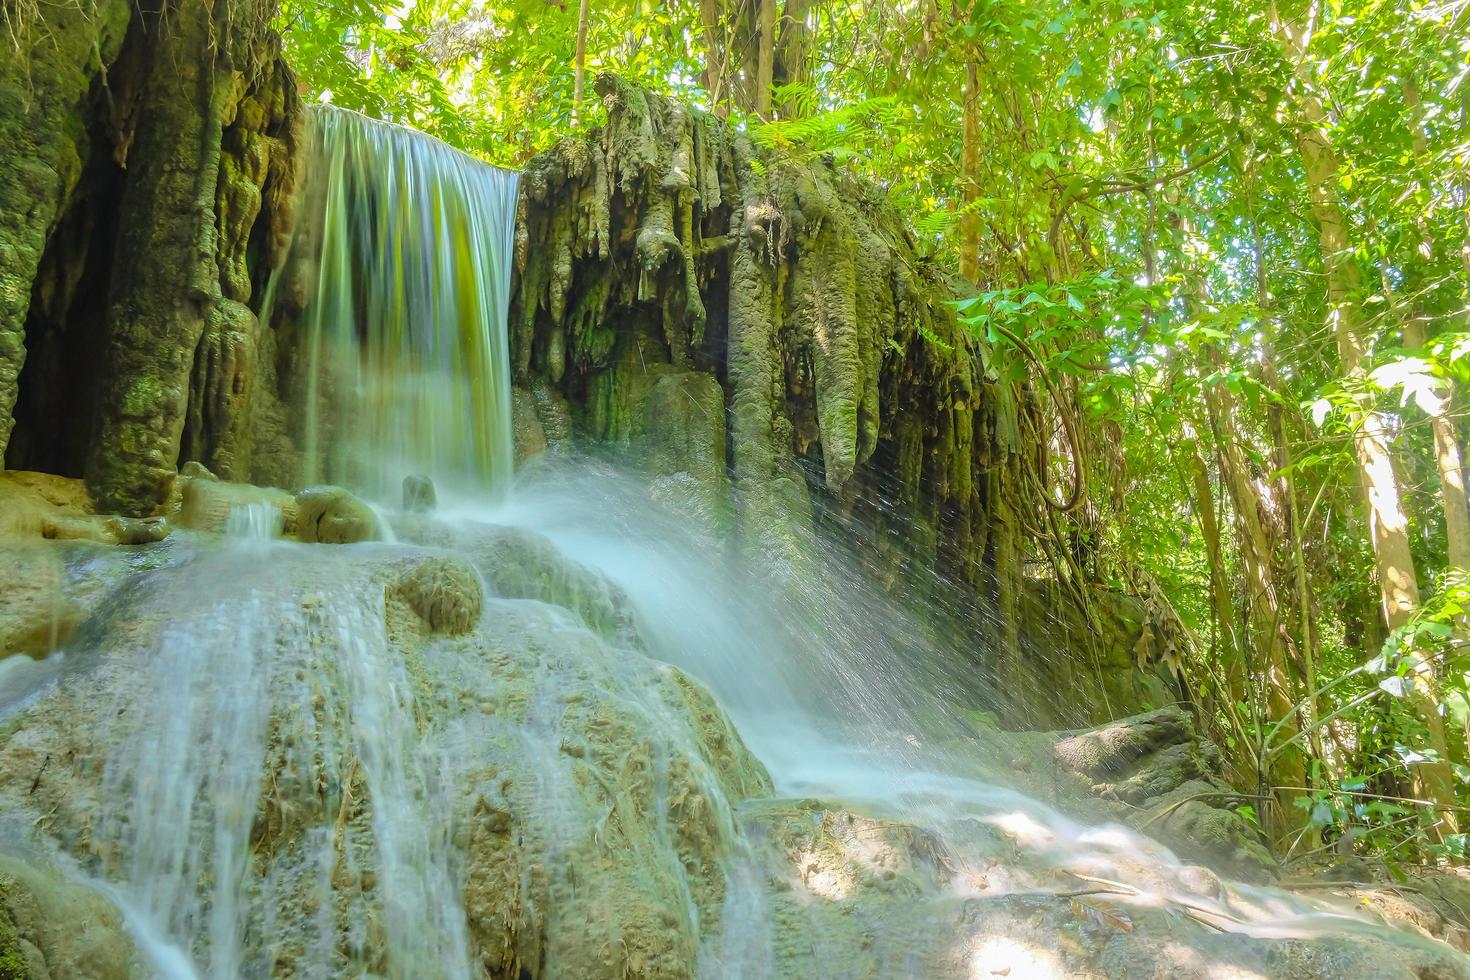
[177,472,298,535]
[0,853,137,980]
[0,531,771,978]
[0,474,1467,978]
[1054,707,1276,882]
[293,485,380,544]
[389,555,483,635]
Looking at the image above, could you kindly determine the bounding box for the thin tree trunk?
[1271,6,1459,837]
[773,0,810,109]
[698,0,729,114]
[1400,78,1470,575]
[958,60,980,280]
[1263,354,1329,777]
[1204,359,1307,835]
[1184,434,1243,704]
[754,0,776,116]
[1403,315,1470,573]
[572,0,591,125]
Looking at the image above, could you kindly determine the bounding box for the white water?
[454,464,1405,945]
[1,110,1464,980]
[81,555,473,979]
[299,106,520,500]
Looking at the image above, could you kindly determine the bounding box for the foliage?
[279,0,1470,864]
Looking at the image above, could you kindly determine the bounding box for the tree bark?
[572,0,591,125]
[1399,78,1470,575]
[697,0,729,113]
[1184,434,1243,706]
[754,0,776,116]
[958,60,980,280]
[1271,6,1459,836]
[1203,359,1307,835]
[772,0,810,116]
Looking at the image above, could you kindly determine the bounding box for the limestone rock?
[0,853,135,980]
[640,372,729,532]
[104,516,171,545]
[0,540,771,979]
[1055,707,1276,882]
[177,475,297,535]
[0,545,76,658]
[294,486,378,544]
[180,460,218,481]
[511,386,548,463]
[390,556,482,634]
[402,474,437,513]
[1054,706,1197,782]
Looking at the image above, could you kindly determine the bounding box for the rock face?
[0,0,132,463]
[1053,706,1276,882]
[725,801,1470,980]
[0,546,75,660]
[0,12,1165,727]
[0,522,772,979]
[0,493,1466,977]
[294,485,380,544]
[0,853,137,979]
[508,74,1170,724]
[1,1,301,511]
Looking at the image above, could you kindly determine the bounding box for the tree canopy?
[278,0,1470,862]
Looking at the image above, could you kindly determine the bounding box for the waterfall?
[298,106,519,500]
[2,108,1467,980]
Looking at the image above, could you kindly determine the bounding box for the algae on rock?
[510,73,1147,721]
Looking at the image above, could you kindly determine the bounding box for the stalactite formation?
[0,0,302,513]
[513,75,1020,586]
[0,35,1167,724]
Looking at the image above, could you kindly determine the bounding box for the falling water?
[1,108,1467,980]
[299,106,519,499]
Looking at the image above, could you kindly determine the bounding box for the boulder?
[177,474,297,534]
[402,474,437,513]
[294,486,378,544]
[0,545,76,658]
[104,516,170,545]
[390,556,482,634]
[1055,707,1276,882]
[0,854,135,979]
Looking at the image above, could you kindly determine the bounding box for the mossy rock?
[177,474,297,535]
[390,555,482,634]
[293,486,378,544]
[0,855,134,979]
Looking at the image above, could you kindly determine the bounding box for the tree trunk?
[1271,8,1459,837]
[773,0,810,90]
[1400,78,1470,575]
[698,0,729,113]
[1203,359,1307,835]
[1184,434,1243,706]
[572,0,591,124]
[1402,315,1470,574]
[958,60,980,280]
[754,0,776,116]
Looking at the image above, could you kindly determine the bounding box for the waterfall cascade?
[297,106,519,499]
[0,108,1467,980]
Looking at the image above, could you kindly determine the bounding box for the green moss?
[0,880,25,980]
[0,0,131,460]
[512,75,1006,593]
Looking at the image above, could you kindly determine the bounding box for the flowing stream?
[0,108,1465,979]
